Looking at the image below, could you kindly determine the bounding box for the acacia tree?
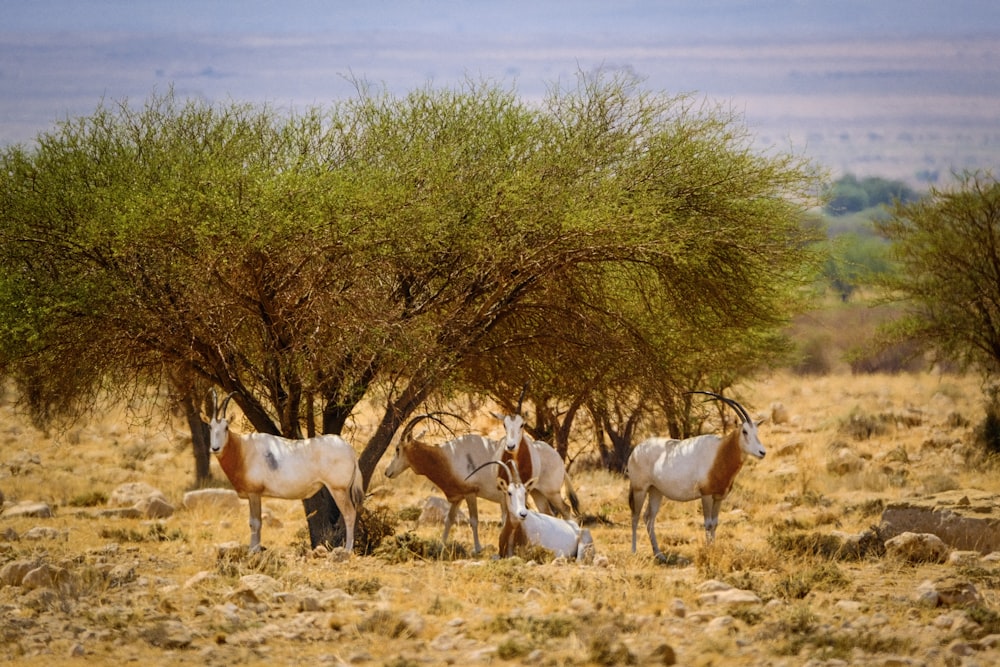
[458,75,818,464]
[875,172,1000,375]
[0,73,820,548]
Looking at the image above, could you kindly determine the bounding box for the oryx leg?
[629,486,647,554]
[329,487,357,553]
[700,495,722,543]
[642,488,666,560]
[465,495,482,554]
[247,494,263,553]
[529,489,554,515]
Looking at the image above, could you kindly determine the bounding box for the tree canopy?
[874,172,1000,376]
[0,73,821,545]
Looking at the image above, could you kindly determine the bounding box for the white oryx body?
[627,392,765,560]
[489,461,593,562]
[208,391,364,553]
[498,413,579,518]
[384,431,504,553]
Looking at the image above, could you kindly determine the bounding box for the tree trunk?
[302,490,340,549]
[181,388,212,486]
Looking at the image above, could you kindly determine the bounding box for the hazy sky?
[3,1,999,183]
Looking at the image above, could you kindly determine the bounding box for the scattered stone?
[22,563,77,594]
[236,573,281,601]
[136,495,175,519]
[182,488,243,513]
[142,620,193,649]
[772,439,804,457]
[948,550,982,566]
[669,598,687,618]
[827,447,865,475]
[885,531,950,563]
[835,599,865,614]
[108,482,167,508]
[5,451,41,475]
[2,501,53,518]
[22,526,63,541]
[770,402,791,425]
[419,496,466,526]
[96,506,143,519]
[698,588,762,607]
[934,578,982,607]
[705,615,736,634]
[1,559,39,586]
[880,490,1000,553]
[649,643,677,665]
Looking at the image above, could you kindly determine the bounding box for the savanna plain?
[2,369,1000,666]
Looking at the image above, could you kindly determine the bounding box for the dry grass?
[1,371,999,665]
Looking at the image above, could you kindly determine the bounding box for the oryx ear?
[525,477,538,491]
[490,411,503,421]
[497,478,509,492]
[755,417,768,426]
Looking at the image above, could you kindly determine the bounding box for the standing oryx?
[627,391,766,560]
[384,414,505,553]
[207,389,364,553]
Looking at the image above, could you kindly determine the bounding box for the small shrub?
[99,523,184,543]
[68,490,108,507]
[975,406,1000,455]
[846,498,885,518]
[966,605,1000,636]
[791,334,834,375]
[587,625,636,666]
[397,505,422,522]
[486,613,577,640]
[496,635,532,660]
[374,532,471,563]
[357,609,414,638]
[121,441,154,469]
[344,577,383,597]
[920,473,959,494]
[215,545,286,578]
[839,410,889,441]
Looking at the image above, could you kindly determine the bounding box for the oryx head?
[688,390,766,460]
[207,388,237,455]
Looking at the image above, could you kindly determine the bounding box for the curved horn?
[208,388,218,417]
[464,459,516,482]
[516,383,529,416]
[686,390,752,424]
[399,411,467,444]
[218,391,238,419]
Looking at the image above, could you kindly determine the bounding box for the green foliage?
[824,173,920,216]
[874,173,1000,383]
[0,73,822,490]
[821,232,894,301]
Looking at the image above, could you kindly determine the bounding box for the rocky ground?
[1,372,1000,666]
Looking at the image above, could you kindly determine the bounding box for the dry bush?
[374,532,472,563]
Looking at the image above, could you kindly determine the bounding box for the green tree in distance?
[874,172,1000,376]
[0,73,821,547]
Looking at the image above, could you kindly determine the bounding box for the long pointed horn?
[516,383,529,416]
[208,388,219,418]
[465,459,515,482]
[219,391,237,419]
[686,390,752,424]
[399,411,467,444]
